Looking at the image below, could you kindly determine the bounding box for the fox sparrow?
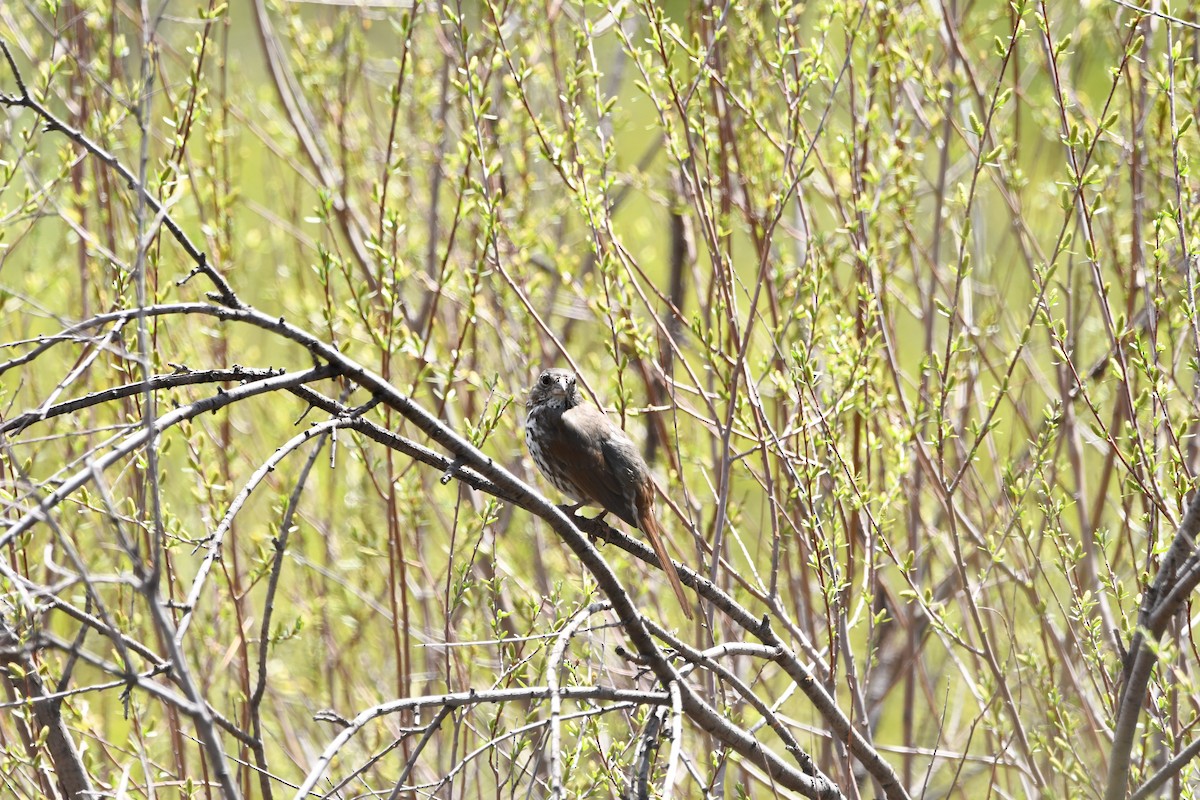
[525,368,693,619]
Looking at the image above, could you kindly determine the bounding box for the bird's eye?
[539,374,551,386]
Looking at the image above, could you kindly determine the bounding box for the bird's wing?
[555,404,640,527]
[596,432,648,521]
[560,405,695,619]
[594,416,696,621]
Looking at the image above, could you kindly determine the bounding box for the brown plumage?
[525,368,693,620]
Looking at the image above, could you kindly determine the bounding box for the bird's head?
[527,368,578,410]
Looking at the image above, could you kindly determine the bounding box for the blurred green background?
[2,0,1197,797]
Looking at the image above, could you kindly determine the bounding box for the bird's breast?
[525,407,582,499]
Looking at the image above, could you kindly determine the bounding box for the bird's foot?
[557,502,585,517]
[556,505,610,541]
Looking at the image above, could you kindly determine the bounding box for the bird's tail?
[640,509,694,620]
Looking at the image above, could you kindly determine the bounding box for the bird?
[524,368,693,620]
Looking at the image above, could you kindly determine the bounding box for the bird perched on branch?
[524,368,693,620]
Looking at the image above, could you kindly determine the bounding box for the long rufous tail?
[639,510,694,620]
